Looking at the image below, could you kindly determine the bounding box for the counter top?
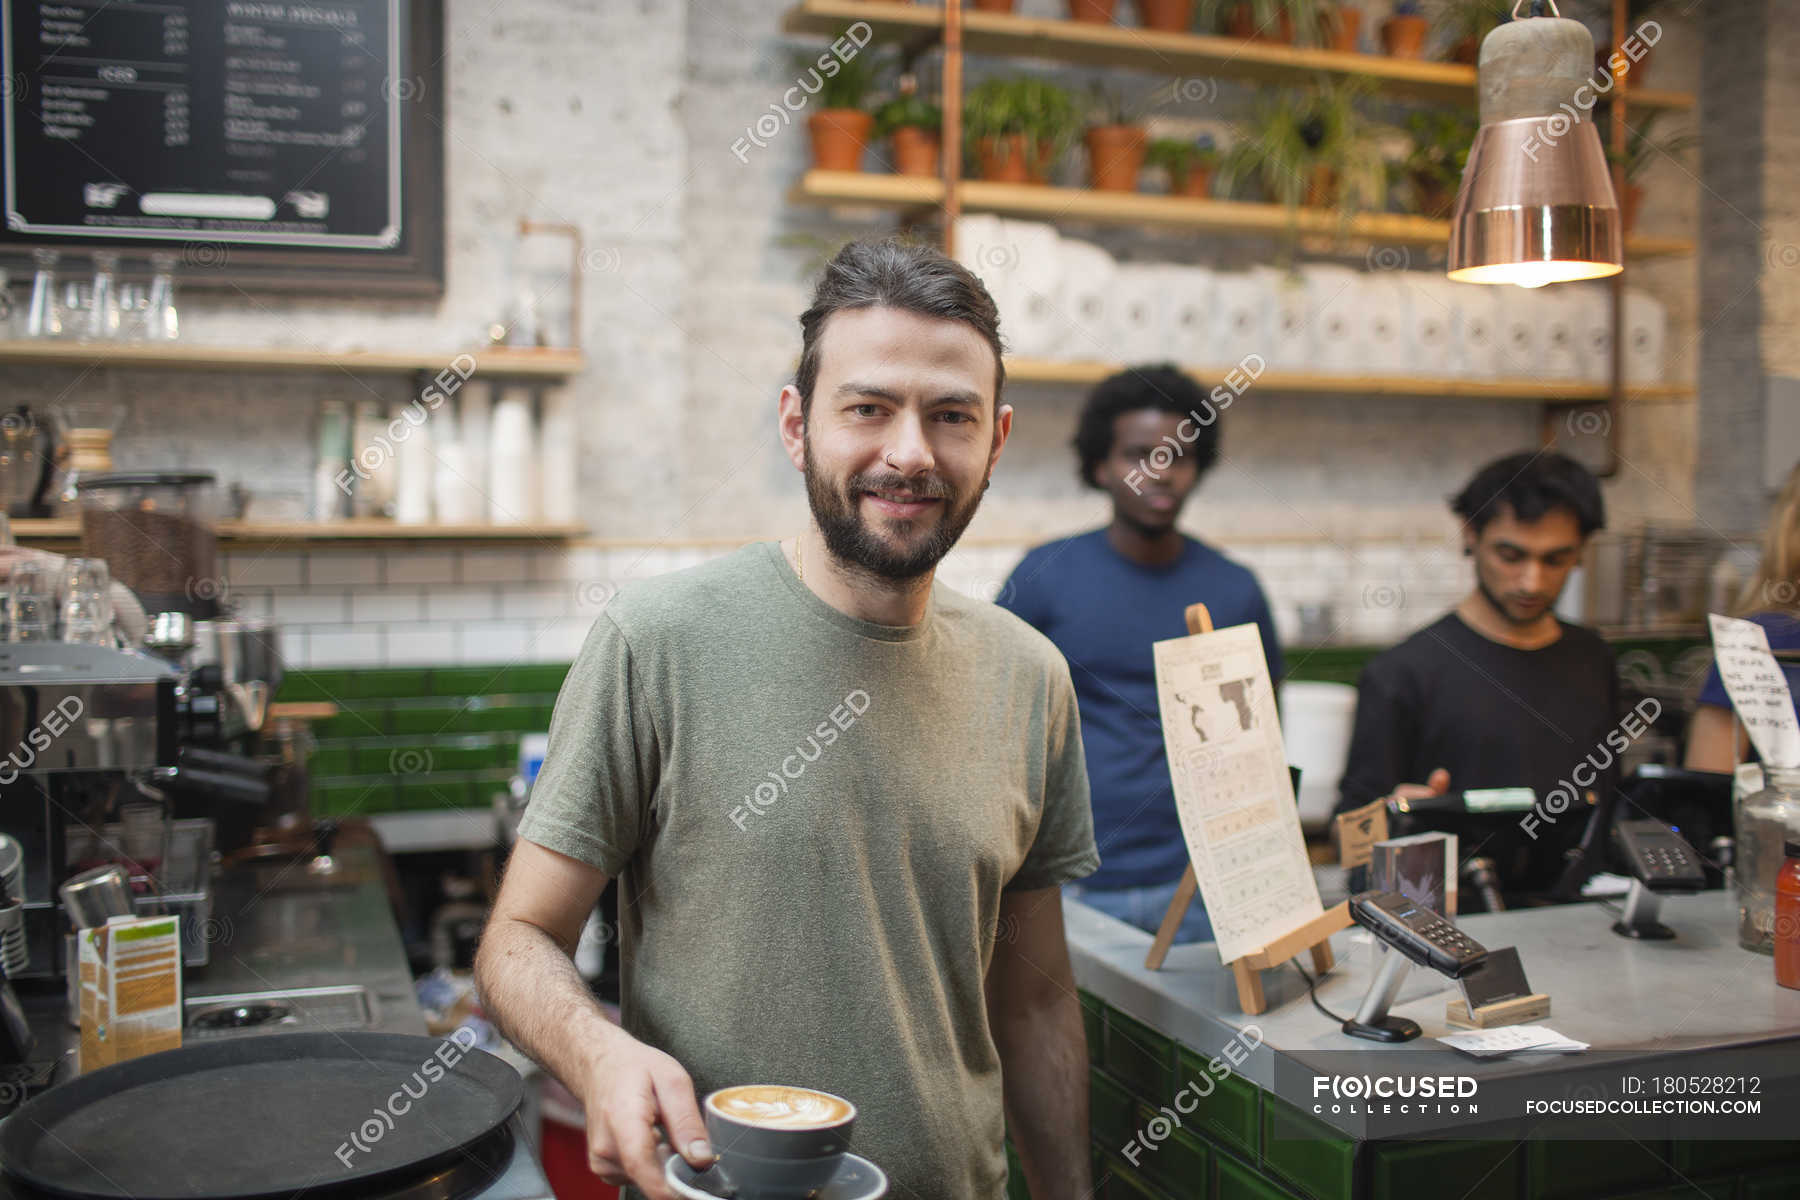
[187,837,426,1035]
[1,833,551,1199]
[1066,889,1800,1140]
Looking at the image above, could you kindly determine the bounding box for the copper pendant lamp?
[1447,0,1623,288]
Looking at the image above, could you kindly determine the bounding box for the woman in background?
[1687,463,1800,771]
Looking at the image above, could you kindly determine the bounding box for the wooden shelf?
[1005,359,1693,401]
[0,341,586,379]
[11,519,587,545]
[782,0,1695,111]
[792,170,1696,258]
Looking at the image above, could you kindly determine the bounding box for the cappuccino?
[707,1085,854,1130]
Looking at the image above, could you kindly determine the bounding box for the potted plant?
[1216,0,1295,43]
[1069,0,1119,22]
[1147,134,1220,197]
[1612,111,1697,233]
[1381,0,1430,57]
[796,34,881,172]
[1319,2,1362,52]
[1136,0,1194,32]
[1428,0,1509,63]
[963,78,1081,185]
[1084,86,1148,192]
[1218,80,1389,221]
[1399,109,1475,218]
[874,87,942,178]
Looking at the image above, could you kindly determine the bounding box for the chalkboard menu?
[0,0,442,294]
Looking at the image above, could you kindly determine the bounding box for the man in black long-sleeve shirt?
[1336,453,1620,904]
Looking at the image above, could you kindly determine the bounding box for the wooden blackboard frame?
[0,1,444,297]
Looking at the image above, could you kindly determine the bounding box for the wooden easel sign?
[1144,604,1350,1014]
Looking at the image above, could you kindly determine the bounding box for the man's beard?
[1476,571,1554,628]
[802,436,989,582]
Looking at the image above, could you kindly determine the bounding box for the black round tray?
[0,1032,523,1199]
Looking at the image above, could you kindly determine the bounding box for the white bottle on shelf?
[487,386,537,525]
[538,388,577,525]
[393,403,434,525]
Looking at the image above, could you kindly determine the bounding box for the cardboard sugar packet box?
[78,914,183,1073]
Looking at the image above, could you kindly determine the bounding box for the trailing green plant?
[1201,0,1329,43]
[1426,0,1510,44]
[1399,107,1476,213]
[962,77,1082,173]
[873,94,942,138]
[788,29,884,111]
[1612,111,1698,183]
[1145,134,1220,177]
[1217,78,1390,216]
[1087,83,1144,129]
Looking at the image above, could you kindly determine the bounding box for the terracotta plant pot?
[890,126,941,177]
[1410,173,1456,219]
[1323,6,1361,52]
[807,109,874,172]
[1303,164,1337,208]
[1621,182,1645,234]
[1136,0,1193,32]
[1225,5,1294,41]
[977,135,1055,184]
[1174,163,1215,198]
[1086,125,1148,192]
[1380,13,1429,58]
[1451,35,1479,64]
[1068,0,1117,21]
[973,0,1016,11]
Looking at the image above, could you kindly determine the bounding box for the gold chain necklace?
[795,535,804,583]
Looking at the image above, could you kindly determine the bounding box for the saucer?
[665,1151,888,1199]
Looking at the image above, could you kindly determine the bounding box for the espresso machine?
[0,642,179,988]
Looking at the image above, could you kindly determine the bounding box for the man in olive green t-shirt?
[476,239,1100,1200]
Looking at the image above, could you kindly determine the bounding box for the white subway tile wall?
[222,538,1474,669]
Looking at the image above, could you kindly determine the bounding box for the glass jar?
[76,471,220,619]
[1735,765,1800,953]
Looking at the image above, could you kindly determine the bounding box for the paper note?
[1154,622,1324,963]
[1439,1025,1588,1059]
[1335,799,1388,871]
[1707,614,1800,768]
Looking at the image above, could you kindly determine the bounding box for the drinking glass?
[25,248,62,339]
[146,252,179,341]
[9,593,53,642]
[85,252,121,341]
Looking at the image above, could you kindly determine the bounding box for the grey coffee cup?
[701,1085,856,1198]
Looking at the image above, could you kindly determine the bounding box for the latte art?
[708,1084,854,1129]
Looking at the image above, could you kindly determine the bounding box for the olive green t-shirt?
[516,541,1098,1199]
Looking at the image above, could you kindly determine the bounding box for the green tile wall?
[280,663,570,818]
[1216,1151,1304,1200]
[1176,1046,1261,1159]
[1526,1141,1672,1200]
[1050,990,1800,1200]
[1104,1009,1178,1111]
[1744,1166,1800,1199]
[1131,1105,1211,1197]
[1259,1094,1355,1200]
[1368,1140,1520,1200]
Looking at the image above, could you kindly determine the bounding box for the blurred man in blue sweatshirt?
[999,365,1283,942]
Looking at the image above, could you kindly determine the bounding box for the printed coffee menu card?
[1708,613,1800,768]
[1154,622,1324,962]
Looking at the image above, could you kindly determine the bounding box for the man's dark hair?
[1452,451,1606,538]
[1072,364,1221,489]
[794,238,1005,420]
